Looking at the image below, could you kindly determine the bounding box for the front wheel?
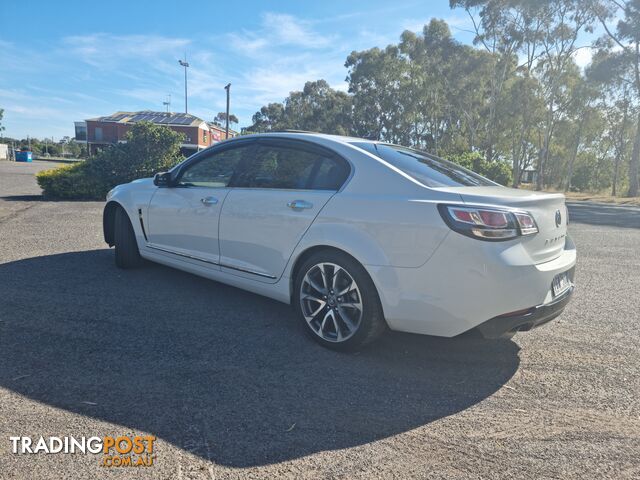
[294,250,386,351]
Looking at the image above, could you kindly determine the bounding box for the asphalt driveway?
[0,161,638,479]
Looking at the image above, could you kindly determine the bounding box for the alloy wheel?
[300,262,363,342]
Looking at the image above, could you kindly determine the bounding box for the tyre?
[294,250,386,351]
[114,207,143,269]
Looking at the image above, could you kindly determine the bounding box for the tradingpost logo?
[9,435,156,468]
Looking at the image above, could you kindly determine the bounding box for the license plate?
[552,272,571,297]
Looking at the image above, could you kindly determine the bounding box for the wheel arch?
[289,245,376,304]
[103,200,123,246]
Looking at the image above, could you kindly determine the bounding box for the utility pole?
[178,56,189,114]
[224,83,231,139]
[163,94,171,113]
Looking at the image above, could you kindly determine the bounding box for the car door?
[146,142,255,266]
[219,139,351,282]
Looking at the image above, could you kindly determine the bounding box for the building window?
[203,131,207,143]
[74,123,87,141]
[95,127,103,141]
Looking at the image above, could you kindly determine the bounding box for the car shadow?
[0,250,519,467]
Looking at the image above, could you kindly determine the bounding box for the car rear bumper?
[475,274,574,338]
[366,233,577,337]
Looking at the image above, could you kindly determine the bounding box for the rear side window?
[233,143,349,190]
[352,142,495,187]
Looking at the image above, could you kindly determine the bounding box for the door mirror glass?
[153,172,172,187]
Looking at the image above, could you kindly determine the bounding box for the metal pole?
[224,83,231,139]
[179,57,190,114]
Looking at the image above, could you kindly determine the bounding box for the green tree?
[346,45,408,141]
[214,112,239,126]
[0,108,5,134]
[249,102,286,132]
[591,0,640,196]
[245,9,634,196]
[248,80,352,135]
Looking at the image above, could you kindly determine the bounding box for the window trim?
[171,139,257,189]
[352,141,497,188]
[228,138,352,192]
[167,136,354,192]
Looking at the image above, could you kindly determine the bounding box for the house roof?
[86,111,205,127]
[207,122,239,135]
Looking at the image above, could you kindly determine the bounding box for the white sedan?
[104,132,576,350]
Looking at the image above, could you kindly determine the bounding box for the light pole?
[224,83,231,139]
[178,56,189,114]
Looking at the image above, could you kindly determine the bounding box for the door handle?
[287,200,313,210]
[201,196,219,205]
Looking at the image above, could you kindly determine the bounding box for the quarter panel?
[310,193,451,268]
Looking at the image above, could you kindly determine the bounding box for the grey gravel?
[0,161,638,479]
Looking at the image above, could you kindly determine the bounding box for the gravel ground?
[0,161,638,479]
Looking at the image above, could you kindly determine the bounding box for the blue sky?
[0,0,594,140]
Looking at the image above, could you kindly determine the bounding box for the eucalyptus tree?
[560,82,602,191]
[248,80,352,135]
[345,45,409,142]
[249,102,286,132]
[591,0,640,196]
[531,1,596,190]
[450,0,527,162]
[284,80,353,135]
[397,19,491,154]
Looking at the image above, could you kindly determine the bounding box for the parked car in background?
[103,132,576,350]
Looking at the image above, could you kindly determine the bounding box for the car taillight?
[437,204,538,241]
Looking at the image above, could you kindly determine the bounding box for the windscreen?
[351,142,497,187]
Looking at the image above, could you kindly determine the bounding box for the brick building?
[75,111,237,155]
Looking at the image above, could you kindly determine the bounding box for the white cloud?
[62,34,191,69]
[263,13,331,48]
[228,12,334,56]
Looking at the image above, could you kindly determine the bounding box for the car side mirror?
[153,172,172,187]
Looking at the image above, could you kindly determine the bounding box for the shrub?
[36,163,105,200]
[446,151,512,186]
[37,122,185,200]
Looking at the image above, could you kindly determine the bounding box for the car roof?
[227,131,379,146]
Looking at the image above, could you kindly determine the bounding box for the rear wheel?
[114,207,143,269]
[294,250,386,351]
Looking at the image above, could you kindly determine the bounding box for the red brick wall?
[86,121,204,147]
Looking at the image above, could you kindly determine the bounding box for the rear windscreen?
[351,142,496,187]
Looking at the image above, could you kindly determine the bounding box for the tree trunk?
[512,142,521,188]
[536,105,554,191]
[628,111,640,197]
[564,118,583,192]
[612,151,621,197]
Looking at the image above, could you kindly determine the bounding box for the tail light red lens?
[438,204,538,241]
[478,210,509,227]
